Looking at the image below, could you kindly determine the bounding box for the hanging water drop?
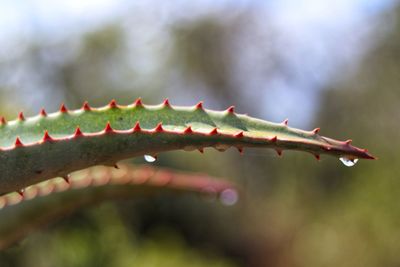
[339,157,359,167]
[144,155,157,163]
[219,189,239,206]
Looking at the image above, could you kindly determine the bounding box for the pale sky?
[0,0,396,125]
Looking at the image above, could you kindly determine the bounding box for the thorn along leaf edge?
[0,99,375,195]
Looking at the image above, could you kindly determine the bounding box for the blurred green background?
[0,1,398,266]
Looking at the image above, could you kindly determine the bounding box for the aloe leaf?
[0,99,374,194]
[0,164,235,250]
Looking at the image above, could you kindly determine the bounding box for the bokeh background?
[0,1,399,266]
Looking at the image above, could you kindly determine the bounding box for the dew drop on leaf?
[144,155,157,163]
[219,189,239,206]
[339,157,358,167]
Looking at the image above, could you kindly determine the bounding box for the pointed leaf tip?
[59,103,68,113]
[364,151,377,160]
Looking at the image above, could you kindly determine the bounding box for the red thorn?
[198,148,204,154]
[184,126,193,134]
[0,117,6,125]
[134,98,143,107]
[104,122,113,133]
[42,130,53,142]
[114,164,119,169]
[82,101,91,111]
[59,103,68,113]
[226,106,235,113]
[109,99,117,108]
[235,131,244,138]
[314,154,321,161]
[209,128,218,135]
[270,136,278,142]
[74,127,83,137]
[18,112,25,121]
[313,128,320,134]
[17,190,24,198]
[62,175,70,184]
[282,119,289,126]
[163,98,171,107]
[133,121,141,132]
[237,147,244,155]
[345,139,352,145]
[14,137,23,147]
[154,123,163,132]
[195,101,204,110]
[275,149,283,156]
[39,108,47,117]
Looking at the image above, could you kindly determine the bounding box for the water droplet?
[144,155,157,163]
[219,189,239,206]
[339,157,358,167]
